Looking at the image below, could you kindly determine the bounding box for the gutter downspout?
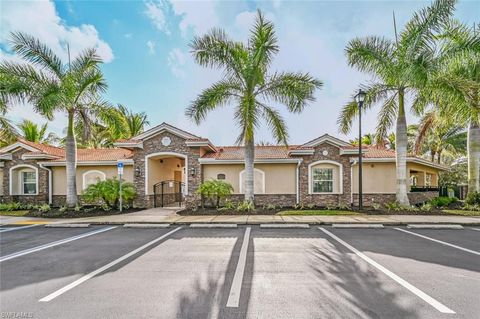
[39,164,52,205]
[350,159,357,206]
[296,160,302,204]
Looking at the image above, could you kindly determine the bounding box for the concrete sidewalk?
[44,214,480,226]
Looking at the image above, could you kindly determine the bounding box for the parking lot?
[1,224,479,319]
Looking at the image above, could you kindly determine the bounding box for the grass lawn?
[0,210,30,217]
[442,210,480,216]
[278,210,361,216]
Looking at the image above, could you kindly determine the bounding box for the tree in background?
[187,10,322,204]
[338,0,456,206]
[17,119,59,144]
[0,32,122,207]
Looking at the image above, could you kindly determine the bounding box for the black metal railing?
[410,186,439,193]
[153,180,184,207]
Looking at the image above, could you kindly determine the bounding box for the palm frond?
[258,102,288,145]
[186,80,241,124]
[257,72,322,113]
[345,36,394,78]
[375,93,398,142]
[9,31,64,78]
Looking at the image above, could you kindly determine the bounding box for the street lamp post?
[356,89,366,210]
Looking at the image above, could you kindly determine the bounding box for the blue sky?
[1,0,479,145]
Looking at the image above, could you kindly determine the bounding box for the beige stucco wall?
[202,163,296,194]
[309,162,341,193]
[147,157,185,194]
[352,161,440,193]
[52,165,133,195]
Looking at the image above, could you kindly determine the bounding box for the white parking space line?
[470,228,480,232]
[0,226,117,263]
[319,227,455,314]
[395,228,480,256]
[39,226,182,302]
[0,224,40,233]
[226,227,251,308]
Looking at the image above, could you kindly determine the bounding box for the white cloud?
[167,48,187,78]
[124,33,133,39]
[144,0,170,35]
[146,40,156,55]
[170,0,219,36]
[0,0,113,63]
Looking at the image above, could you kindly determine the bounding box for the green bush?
[196,179,234,208]
[38,204,51,213]
[384,201,403,211]
[466,191,480,205]
[0,202,23,211]
[83,177,136,209]
[428,196,457,207]
[236,200,254,212]
[463,204,480,211]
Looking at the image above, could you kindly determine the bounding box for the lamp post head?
[356,89,366,105]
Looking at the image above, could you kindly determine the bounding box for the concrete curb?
[406,224,464,229]
[190,224,238,228]
[260,224,310,229]
[332,224,384,229]
[45,224,90,228]
[123,224,170,228]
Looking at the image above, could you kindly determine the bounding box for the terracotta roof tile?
[50,148,133,162]
[202,146,294,160]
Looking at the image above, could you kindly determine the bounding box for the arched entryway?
[145,152,187,207]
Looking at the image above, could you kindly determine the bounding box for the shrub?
[371,203,381,210]
[38,204,51,213]
[463,204,480,211]
[294,203,305,210]
[428,196,457,207]
[0,202,23,211]
[196,179,234,208]
[83,178,136,209]
[223,200,236,210]
[420,203,433,212]
[236,200,254,212]
[384,201,403,211]
[59,206,68,213]
[466,191,480,205]
[263,204,277,210]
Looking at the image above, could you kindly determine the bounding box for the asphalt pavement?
[0,224,479,318]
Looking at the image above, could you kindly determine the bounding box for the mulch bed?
[26,207,142,218]
[177,208,281,215]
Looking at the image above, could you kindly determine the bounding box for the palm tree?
[0,32,118,207]
[414,109,466,164]
[338,0,456,205]
[431,22,480,193]
[350,133,375,146]
[187,11,322,204]
[17,119,59,144]
[117,104,149,138]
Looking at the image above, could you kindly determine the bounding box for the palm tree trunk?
[395,89,410,206]
[244,138,255,204]
[467,120,480,194]
[65,110,78,208]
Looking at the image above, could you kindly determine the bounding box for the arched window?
[9,164,38,195]
[308,160,343,194]
[82,170,106,189]
[239,168,265,194]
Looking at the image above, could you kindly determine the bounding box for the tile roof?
[202,146,295,160]
[10,139,133,162]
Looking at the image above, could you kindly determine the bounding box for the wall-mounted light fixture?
[135,166,142,178]
[189,167,196,176]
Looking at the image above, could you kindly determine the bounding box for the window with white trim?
[312,168,333,193]
[22,171,36,194]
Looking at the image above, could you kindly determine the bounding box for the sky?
[1,0,479,146]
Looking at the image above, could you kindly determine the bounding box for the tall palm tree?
[432,22,480,193]
[0,32,118,207]
[187,11,322,203]
[338,0,456,205]
[17,119,59,144]
[350,133,375,146]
